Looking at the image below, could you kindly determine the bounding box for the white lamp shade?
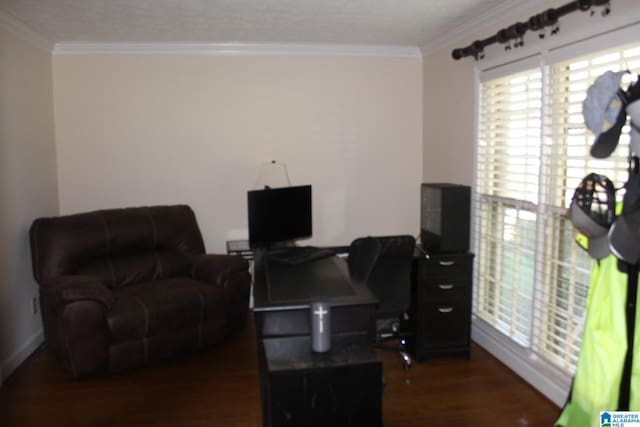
[254,161,291,189]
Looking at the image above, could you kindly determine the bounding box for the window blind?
[535,42,640,372]
[475,41,640,374]
[475,68,542,346]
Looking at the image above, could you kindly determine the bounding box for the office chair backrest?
[348,235,415,319]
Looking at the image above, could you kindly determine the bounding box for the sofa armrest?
[193,254,252,333]
[192,254,249,288]
[41,275,114,310]
[39,276,112,378]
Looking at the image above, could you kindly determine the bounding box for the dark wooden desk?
[252,253,378,340]
[251,252,381,427]
[262,334,382,427]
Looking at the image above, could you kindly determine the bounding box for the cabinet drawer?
[420,278,470,301]
[420,254,473,280]
[416,301,470,349]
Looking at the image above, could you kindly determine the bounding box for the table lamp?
[254,160,291,190]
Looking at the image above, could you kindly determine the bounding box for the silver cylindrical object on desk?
[310,300,331,352]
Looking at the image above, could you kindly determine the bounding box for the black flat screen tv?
[247,185,312,248]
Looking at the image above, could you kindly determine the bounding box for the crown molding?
[0,10,54,52]
[421,0,538,57]
[53,42,423,58]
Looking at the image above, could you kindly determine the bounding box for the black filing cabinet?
[405,252,474,360]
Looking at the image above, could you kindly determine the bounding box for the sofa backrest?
[30,205,206,288]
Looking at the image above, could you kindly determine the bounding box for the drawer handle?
[438,284,455,290]
[439,260,456,266]
[438,307,455,313]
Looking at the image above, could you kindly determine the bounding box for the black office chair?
[347,235,416,370]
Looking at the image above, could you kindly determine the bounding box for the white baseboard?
[472,320,570,408]
[1,328,44,385]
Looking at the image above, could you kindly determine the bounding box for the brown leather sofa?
[29,205,251,378]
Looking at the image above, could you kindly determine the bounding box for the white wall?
[52,53,423,252]
[0,21,58,382]
[422,46,475,185]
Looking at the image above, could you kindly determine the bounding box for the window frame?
[471,22,640,407]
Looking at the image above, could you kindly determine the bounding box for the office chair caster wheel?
[401,351,412,370]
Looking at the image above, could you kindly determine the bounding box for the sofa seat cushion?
[107,278,228,344]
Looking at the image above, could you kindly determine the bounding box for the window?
[475,42,640,375]
[476,68,542,347]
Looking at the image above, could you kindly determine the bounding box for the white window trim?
[472,317,571,406]
[471,21,640,408]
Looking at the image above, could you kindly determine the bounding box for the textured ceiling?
[0,0,515,47]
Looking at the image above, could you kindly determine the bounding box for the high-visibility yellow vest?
[556,254,640,426]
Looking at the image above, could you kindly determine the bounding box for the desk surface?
[263,334,377,373]
[252,254,378,312]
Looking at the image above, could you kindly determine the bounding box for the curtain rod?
[451,0,611,61]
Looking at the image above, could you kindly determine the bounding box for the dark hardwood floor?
[0,320,560,426]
